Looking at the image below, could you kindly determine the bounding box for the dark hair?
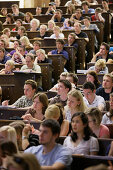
[86,71,101,89]
[18,45,26,51]
[24,12,33,23]
[71,112,92,142]
[59,79,72,92]
[56,39,65,45]
[25,79,37,90]
[0,21,3,31]
[6,13,15,24]
[26,53,34,60]
[0,141,17,158]
[84,16,91,21]
[11,4,19,8]
[33,40,41,46]
[16,19,23,25]
[41,119,61,135]
[33,93,48,114]
[67,73,78,86]
[82,81,96,91]
[55,9,63,14]
[55,103,64,125]
[101,42,110,51]
[82,1,90,7]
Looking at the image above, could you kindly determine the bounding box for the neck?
[60,93,67,101]
[104,87,112,93]
[57,48,62,53]
[87,94,95,104]
[43,142,56,154]
[77,132,84,140]
[75,30,80,34]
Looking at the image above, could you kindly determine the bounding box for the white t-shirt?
[101,112,113,124]
[63,136,99,155]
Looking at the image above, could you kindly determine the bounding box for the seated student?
[3,13,15,25]
[20,53,41,73]
[91,42,113,62]
[16,26,27,40]
[50,72,68,92]
[54,0,61,7]
[48,39,69,61]
[37,24,49,39]
[82,1,95,14]
[74,22,89,42]
[2,28,14,42]
[0,48,11,64]
[45,2,55,15]
[82,16,99,50]
[91,7,105,23]
[1,8,7,17]
[23,12,33,24]
[0,60,15,74]
[17,45,28,58]
[22,93,48,122]
[29,18,40,31]
[11,50,26,64]
[49,79,72,106]
[102,0,111,13]
[34,49,52,64]
[63,112,99,155]
[11,4,24,16]
[20,36,33,48]
[12,19,23,31]
[47,20,56,31]
[83,82,105,111]
[7,153,41,170]
[86,0,98,5]
[65,0,81,6]
[66,73,79,89]
[25,119,72,169]
[52,9,65,22]
[65,33,78,50]
[86,70,101,89]
[36,6,42,16]
[45,104,69,136]
[1,34,14,48]
[70,8,83,22]
[88,59,108,74]
[64,90,87,123]
[29,41,41,55]
[61,18,73,30]
[86,107,110,138]
[50,26,64,39]
[8,40,20,57]
[96,73,113,101]
[2,79,37,108]
[101,93,113,124]
[66,3,75,15]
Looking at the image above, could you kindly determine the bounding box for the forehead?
[0,50,4,53]
[100,45,106,50]
[24,84,32,89]
[103,76,112,81]
[72,115,82,121]
[58,82,65,87]
[39,125,52,132]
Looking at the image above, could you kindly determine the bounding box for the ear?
[93,89,96,94]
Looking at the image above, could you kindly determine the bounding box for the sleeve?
[101,114,108,124]
[90,137,99,152]
[98,96,106,108]
[35,65,41,73]
[12,97,22,108]
[20,65,26,71]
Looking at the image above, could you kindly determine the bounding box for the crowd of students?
[0,0,113,169]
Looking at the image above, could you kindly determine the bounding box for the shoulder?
[25,145,42,154]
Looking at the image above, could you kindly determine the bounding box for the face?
[83,89,95,102]
[39,125,55,145]
[12,6,18,13]
[6,17,11,23]
[82,4,88,10]
[102,1,108,8]
[24,84,35,99]
[102,76,113,89]
[33,97,43,111]
[87,115,96,130]
[36,7,42,15]
[68,35,75,44]
[71,116,85,134]
[86,74,95,83]
[25,56,34,68]
[95,66,102,73]
[5,62,12,71]
[67,95,80,109]
[48,22,54,29]
[99,45,107,56]
[0,130,7,142]
[56,42,63,49]
[54,11,61,18]
[33,43,40,51]
[110,96,113,109]
[31,21,37,28]
[14,41,19,49]
[36,52,45,61]
[17,28,22,35]
[0,50,4,60]
[17,47,25,56]
[0,41,5,48]
[75,10,82,18]
[16,21,22,28]
[25,14,30,22]
[66,76,73,83]
[83,19,90,26]
[53,28,60,35]
[57,82,68,96]
[74,23,81,33]
[40,26,46,34]
[60,75,66,80]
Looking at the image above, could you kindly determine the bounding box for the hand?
[22,124,32,136]
[22,113,34,121]
[2,100,9,106]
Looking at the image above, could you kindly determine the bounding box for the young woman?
[3,13,15,25]
[34,49,51,64]
[23,12,33,24]
[50,26,64,39]
[20,36,33,48]
[47,20,56,31]
[86,70,101,89]
[45,104,69,136]
[64,90,87,122]
[0,60,15,74]
[63,112,99,155]
[22,93,48,122]
[16,26,27,40]
[86,107,110,138]
[101,93,113,124]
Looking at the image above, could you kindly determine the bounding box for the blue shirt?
[25,143,72,167]
[0,55,11,64]
[51,49,69,60]
[82,8,95,14]
[54,17,65,22]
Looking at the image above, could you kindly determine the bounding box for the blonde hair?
[68,90,87,111]
[30,18,40,28]
[0,125,18,150]
[45,104,60,119]
[20,36,32,47]
[6,60,15,69]
[95,59,106,69]
[36,49,47,58]
[40,24,47,30]
[48,20,56,27]
[53,26,61,33]
[2,28,10,34]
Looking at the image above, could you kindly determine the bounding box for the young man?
[20,53,41,73]
[83,82,106,111]
[49,79,72,106]
[65,33,78,50]
[25,119,72,170]
[2,79,37,108]
[96,74,113,101]
[11,4,24,16]
[52,9,65,22]
[0,48,11,64]
[29,41,41,55]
